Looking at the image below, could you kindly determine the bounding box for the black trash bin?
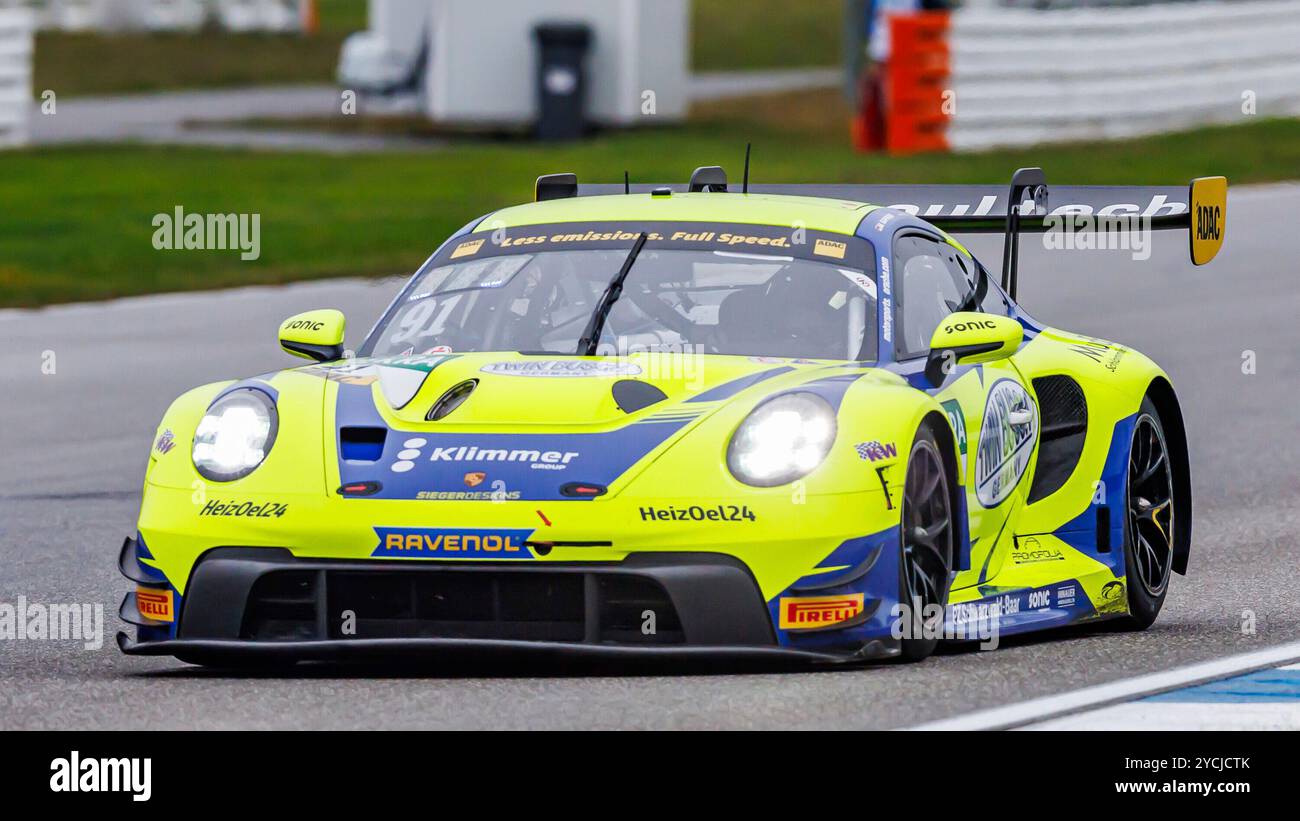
[533,22,592,141]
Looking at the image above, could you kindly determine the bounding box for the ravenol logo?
[372,527,536,559]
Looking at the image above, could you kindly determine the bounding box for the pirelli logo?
[778,593,865,630]
[136,588,174,623]
[813,238,847,259]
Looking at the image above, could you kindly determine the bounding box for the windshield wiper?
[577,232,649,356]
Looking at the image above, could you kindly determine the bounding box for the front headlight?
[192,388,278,482]
[727,392,837,487]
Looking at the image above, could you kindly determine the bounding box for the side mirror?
[279,309,346,362]
[924,312,1023,387]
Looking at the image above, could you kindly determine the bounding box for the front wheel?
[897,427,955,662]
[1118,397,1176,629]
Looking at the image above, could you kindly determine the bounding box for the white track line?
[908,640,1300,731]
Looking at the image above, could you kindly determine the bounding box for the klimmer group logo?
[390,438,580,474]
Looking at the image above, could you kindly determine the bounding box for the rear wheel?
[1119,397,1176,629]
[897,427,955,662]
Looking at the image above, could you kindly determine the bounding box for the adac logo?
[463,471,486,488]
[450,238,485,259]
[854,440,897,462]
[136,588,174,623]
[813,238,847,259]
[372,527,535,559]
[153,429,176,455]
[778,593,865,630]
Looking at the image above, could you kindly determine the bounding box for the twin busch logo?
[480,360,642,378]
[778,594,865,630]
[974,380,1038,508]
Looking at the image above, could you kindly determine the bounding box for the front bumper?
[117,542,898,664]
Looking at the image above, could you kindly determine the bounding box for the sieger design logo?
[779,594,865,630]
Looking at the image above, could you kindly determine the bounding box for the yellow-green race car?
[117,167,1226,666]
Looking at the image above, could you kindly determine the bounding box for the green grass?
[34,31,351,97]
[2,107,1297,307]
[692,0,842,71]
[33,0,841,98]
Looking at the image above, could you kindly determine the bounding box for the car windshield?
[363,224,878,361]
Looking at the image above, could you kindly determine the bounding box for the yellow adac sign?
[1189,176,1227,266]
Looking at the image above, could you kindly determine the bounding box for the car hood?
[306,351,850,501]
[308,352,826,426]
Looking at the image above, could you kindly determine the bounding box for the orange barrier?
[300,0,318,35]
[853,11,951,154]
[887,11,951,153]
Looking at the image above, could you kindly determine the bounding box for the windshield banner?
[436,221,876,272]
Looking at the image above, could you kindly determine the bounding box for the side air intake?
[1027,375,1088,504]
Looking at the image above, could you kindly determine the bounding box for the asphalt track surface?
[1,185,1297,730]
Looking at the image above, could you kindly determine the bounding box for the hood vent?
[612,379,667,413]
[427,379,478,421]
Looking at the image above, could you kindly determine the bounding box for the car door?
[891,232,1039,591]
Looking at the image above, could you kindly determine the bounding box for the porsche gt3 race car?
[117,166,1227,666]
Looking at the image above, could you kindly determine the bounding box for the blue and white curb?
[909,640,1300,730]
[1027,663,1300,730]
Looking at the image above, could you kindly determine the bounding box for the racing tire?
[1117,397,1176,630]
[896,425,956,662]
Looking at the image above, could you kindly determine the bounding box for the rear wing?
[538,167,1227,300]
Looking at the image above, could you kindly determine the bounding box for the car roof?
[478,193,881,236]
